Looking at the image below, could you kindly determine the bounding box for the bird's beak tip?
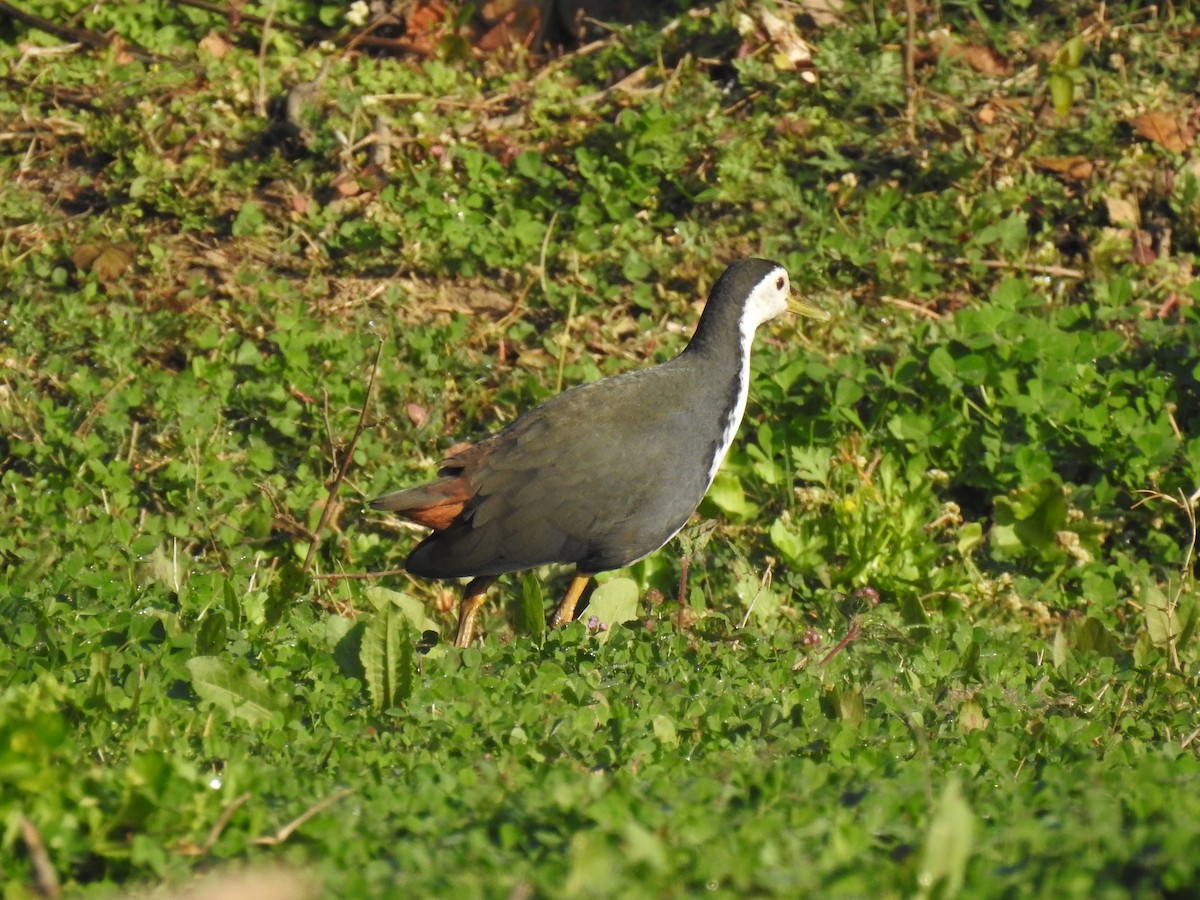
[787,297,830,321]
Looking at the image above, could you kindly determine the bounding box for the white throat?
[703,265,790,486]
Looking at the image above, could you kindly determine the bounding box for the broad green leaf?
[791,445,832,483]
[1049,72,1074,117]
[1052,626,1070,670]
[1054,34,1085,70]
[703,469,760,520]
[957,522,983,555]
[953,353,988,386]
[587,577,639,639]
[519,570,547,641]
[958,700,987,733]
[917,778,975,899]
[185,656,280,725]
[360,600,415,711]
[1073,616,1123,659]
[928,346,957,385]
[363,586,440,634]
[1142,581,1177,649]
[652,714,679,748]
[769,517,809,567]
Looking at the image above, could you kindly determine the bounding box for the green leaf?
[791,445,831,483]
[928,346,957,385]
[957,522,983,555]
[1054,35,1085,71]
[195,612,227,655]
[1142,581,1177,649]
[834,376,864,408]
[363,586,441,634]
[587,577,639,638]
[958,700,987,733]
[1048,73,1075,117]
[652,714,679,748]
[234,339,263,366]
[514,151,543,179]
[1052,626,1070,670]
[519,570,547,641]
[953,354,989,386]
[185,656,281,725]
[769,517,807,567]
[703,469,760,520]
[360,599,415,711]
[990,479,1068,561]
[824,686,865,727]
[231,201,266,237]
[917,778,975,899]
[1073,616,1123,659]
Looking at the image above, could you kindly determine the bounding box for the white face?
[743,266,791,329]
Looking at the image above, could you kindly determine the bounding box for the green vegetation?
[2,1,1198,896]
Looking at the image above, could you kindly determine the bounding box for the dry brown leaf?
[109,35,135,66]
[330,172,361,198]
[932,33,1012,77]
[957,44,1012,77]
[1130,230,1156,265]
[406,403,430,428]
[1103,195,1138,227]
[288,385,317,404]
[198,30,233,59]
[797,0,844,28]
[1032,156,1094,181]
[479,0,522,15]
[405,0,452,56]
[476,0,542,50]
[738,10,817,80]
[71,242,136,282]
[1132,111,1192,153]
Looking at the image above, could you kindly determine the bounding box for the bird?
[371,258,825,647]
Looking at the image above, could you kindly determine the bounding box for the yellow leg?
[455,577,494,648]
[550,572,592,627]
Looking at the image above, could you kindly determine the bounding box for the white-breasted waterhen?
[371,258,824,646]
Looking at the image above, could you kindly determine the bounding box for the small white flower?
[346,1,370,27]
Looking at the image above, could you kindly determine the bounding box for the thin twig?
[74,374,135,438]
[19,816,60,899]
[818,618,863,666]
[737,562,773,630]
[950,257,1085,279]
[881,296,944,319]
[301,340,384,574]
[201,791,252,853]
[176,792,253,856]
[531,36,617,83]
[903,0,918,144]
[250,788,354,846]
[171,0,426,54]
[254,0,280,118]
[671,554,694,630]
[493,209,558,336]
[313,567,409,581]
[1131,487,1196,672]
[0,0,160,61]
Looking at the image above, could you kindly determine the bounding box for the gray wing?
[407,365,727,577]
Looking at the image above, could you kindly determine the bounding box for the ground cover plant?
[2,0,1199,896]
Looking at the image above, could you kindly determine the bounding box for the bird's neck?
[681,319,756,489]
